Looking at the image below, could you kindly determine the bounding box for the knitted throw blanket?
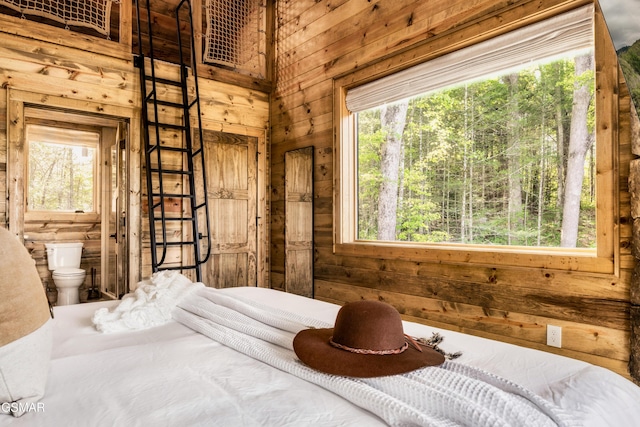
[173,288,581,427]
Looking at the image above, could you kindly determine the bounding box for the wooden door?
[202,130,257,288]
[284,147,314,297]
[102,123,129,298]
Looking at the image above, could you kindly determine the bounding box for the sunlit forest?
[28,140,96,213]
[357,52,596,248]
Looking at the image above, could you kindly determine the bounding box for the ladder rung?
[149,168,192,175]
[156,241,196,247]
[151,192,194,199]
[148,121,186,131]
[153,99,185,109]
[145,145,189,155]
[154,217,195,221]
[146,76,182,87]
[188,99,198,109]
[157,265,198,271]
[158,146,189,153]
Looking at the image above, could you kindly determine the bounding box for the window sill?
[24,211,100,223]
[334,241,614,275]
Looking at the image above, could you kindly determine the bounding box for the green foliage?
[618,39,640,111]
[28,141,96,212]
[357,53,596,248]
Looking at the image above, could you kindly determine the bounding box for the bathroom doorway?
[25,107,128,302]
[10,103,130,301]
[103,122,129,299]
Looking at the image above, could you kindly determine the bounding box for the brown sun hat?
[293,300,445,378]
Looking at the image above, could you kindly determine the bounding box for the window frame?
[333,5,618,275]
[24,119,101,221]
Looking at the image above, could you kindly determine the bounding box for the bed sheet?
[5,286,640,427]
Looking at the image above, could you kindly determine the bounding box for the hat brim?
[293,328,445,378]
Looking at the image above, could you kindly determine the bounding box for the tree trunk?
[506,73,523,245]
[537,113,546,246]
[555,66,566,215]
[561,53,594,247]
[377,101,409,240]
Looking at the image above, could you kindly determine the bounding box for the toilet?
[45,242,86,306]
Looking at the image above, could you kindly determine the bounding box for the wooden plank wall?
[0,11,269,293]
[270,0,636,377]
[137,60,270,281]
[0,15,138,297]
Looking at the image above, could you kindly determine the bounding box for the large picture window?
[356,52,595,248]
[335,5,616,272]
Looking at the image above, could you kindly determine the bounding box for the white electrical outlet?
[547,325,562,348]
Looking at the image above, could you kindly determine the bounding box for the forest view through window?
[27,124,99,213]
[356,50,596,248]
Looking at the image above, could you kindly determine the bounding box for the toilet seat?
[53,267,85,277]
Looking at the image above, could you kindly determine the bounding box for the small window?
[26,124,99,213]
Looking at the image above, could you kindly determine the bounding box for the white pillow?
[0,227,52,417]
[0,322,51,417]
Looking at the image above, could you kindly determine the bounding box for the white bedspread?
[4,286,640,427]
[174,288,579,427]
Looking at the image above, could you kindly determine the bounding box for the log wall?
[270,0,637,379]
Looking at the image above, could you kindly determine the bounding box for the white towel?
[92,271,203,333]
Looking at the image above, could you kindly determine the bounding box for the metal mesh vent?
[0,0,115,36]
[204,0,265,78]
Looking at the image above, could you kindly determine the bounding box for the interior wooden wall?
[0,8,269,292]
[0,13,138,297]
[133,0,273,93]
[270,0,636,377]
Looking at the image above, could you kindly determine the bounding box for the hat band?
[328,336,408,355]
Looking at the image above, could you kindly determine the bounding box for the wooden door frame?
[199,120,269,287]
[6,89,142,289]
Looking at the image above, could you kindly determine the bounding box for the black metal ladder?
[134,0,211,282]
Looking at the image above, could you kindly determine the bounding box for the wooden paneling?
[0,12,130,61]
[0,1,270,293]
[270,0,637,378]
[202,130,258,288]
[284,146,314,297]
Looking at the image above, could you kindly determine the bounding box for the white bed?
[5,286,640,426]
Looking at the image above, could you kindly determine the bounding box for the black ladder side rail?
[175,0,212,279]
[134,0,212,281]
[135,0,166,276]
